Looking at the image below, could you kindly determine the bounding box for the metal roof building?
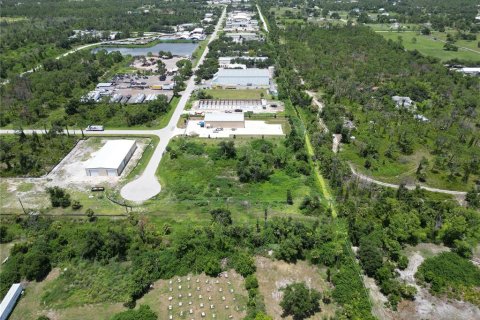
[212,68,270,88]
[204,112,245,128]
[0,283,23,320]
[85,140,137,177]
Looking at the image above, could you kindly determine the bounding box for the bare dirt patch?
[365,243,480,320]
[255,256,337,319]
[138,271,248,319]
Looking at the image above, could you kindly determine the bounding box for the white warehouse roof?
[85,140,136,170]
[212,68,270,86]
[205,113,245,122]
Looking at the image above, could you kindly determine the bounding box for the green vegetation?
[260,0,480,314]
[47,187,71,208]
[202,89,269,100]
[280,24,479,191]
[110,305,157,320]
[195,33,274,83]
[378,31,480,62]
[416,252,480,305]
[157,137,315,214]
[280,282,321,320]
[0,131,77,177]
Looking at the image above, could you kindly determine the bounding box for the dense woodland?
[0,130,77,177]
[0,49,183,128]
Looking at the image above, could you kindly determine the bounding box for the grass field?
[192,37,210,68]
[155,137,315,217]
[376,31,480,62]
[341,141,477,192]
[204,89,269,100]
[0,16,28,23]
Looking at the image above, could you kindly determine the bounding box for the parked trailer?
[120,95,131,104]
[110,94,123,103]
[85,125,104,131]
[129,94,146,104]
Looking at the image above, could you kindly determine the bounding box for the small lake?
[92,42,199,57]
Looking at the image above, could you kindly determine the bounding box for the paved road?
[0,7,226,203]
[120,6,226,202]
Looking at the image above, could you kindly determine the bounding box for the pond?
[92,42,199,57]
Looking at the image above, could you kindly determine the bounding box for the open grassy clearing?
[155,136,315,215]
[0,16,28,23]
[341,141,478,191]
[138,271,248,319]
[255,256,337,319]
[204,89,270,100]
[377,31,480,62]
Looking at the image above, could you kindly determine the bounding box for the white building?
[225,32,260,44]
[212,68,270,88]
[456,67,480,76]
[85,140,137,176]
[392,96,415,110]
[0,283,23,320]
[204,113,245,128]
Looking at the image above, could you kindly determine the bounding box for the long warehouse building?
[211,68,270,88]
[85,140,137,177]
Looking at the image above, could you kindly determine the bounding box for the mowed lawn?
[204,89,269,100]
[378,31,480,62]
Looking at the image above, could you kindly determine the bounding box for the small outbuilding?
[85,140,137,177]
[204,113,245,128]
[0,283,23,320]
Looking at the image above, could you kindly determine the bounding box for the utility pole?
[18,197,27,214]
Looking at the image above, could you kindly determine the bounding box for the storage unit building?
[204,113,245,128]
[0,283,23,320]
[85,140,137,177]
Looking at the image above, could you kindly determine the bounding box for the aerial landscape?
[0,0,479,319]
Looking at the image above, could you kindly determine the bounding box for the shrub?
[110,304,157,320]
[210,208,232,226]
[280,282,321,320]
[416,252,480,296]
[47,186,71,208]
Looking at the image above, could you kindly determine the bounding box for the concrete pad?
[185,120,284,138]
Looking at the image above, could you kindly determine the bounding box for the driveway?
[119,7,226,202]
